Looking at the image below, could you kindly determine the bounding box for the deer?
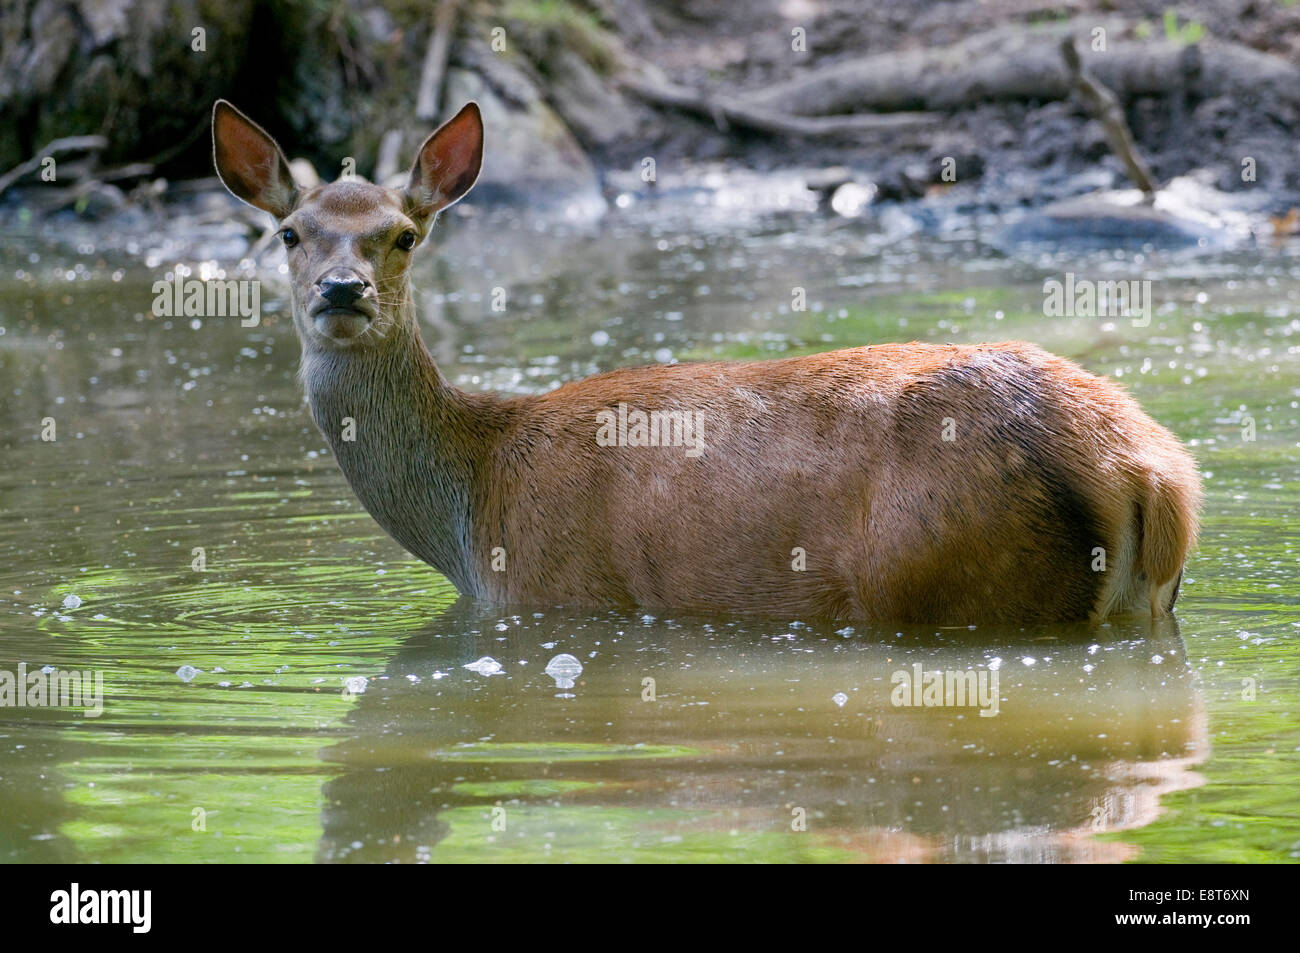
[211,99,1201,625]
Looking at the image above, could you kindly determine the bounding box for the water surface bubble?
[343,675,368,695]
[545,653,583,690]
[464,656,503,676]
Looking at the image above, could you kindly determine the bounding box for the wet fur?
[213,101,1201,624]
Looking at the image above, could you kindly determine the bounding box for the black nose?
[316,273,369,308]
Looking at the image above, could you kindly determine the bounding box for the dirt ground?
[603,0,1300,207]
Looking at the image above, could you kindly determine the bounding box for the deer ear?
[406,102,483,220]
[212,100,297,219]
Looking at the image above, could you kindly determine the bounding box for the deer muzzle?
[311,271,375,341]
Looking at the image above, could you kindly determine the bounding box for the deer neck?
[297,317,486,597]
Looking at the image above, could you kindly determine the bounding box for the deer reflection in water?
[315,601,1205,863]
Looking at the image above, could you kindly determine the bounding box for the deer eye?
[396,229,417,251]
[281,228,299,248]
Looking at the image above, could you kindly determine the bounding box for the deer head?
[212,100,483,350]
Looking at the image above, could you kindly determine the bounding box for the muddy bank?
[1,0,1298,259]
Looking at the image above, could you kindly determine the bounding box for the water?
[1,203,1297,862]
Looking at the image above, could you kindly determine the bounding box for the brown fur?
[212,99,1202,624]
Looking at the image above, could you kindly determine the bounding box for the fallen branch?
[0,135,108,196]
[1061,37,1158,198]
[619,73,942,140]
[375,0,463,184]
[94,161,155,184]
[373,129,407,186]
[736,26,1300,117]
[416,0,462,122]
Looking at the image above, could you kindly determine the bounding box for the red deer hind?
[212,98,1201,624]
